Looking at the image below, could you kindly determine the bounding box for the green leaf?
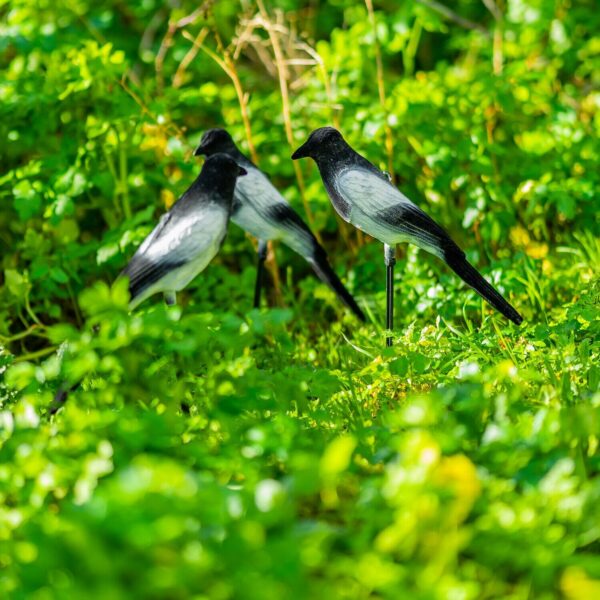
[5,362,36,390]
[12,180,42,220]
[320,435,357,479]
[50,267,69,283]
[390,356,409,376]
[5,269,30,299]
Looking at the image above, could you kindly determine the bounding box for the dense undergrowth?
[1,0,599,598]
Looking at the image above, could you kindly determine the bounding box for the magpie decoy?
[51,153,245,413]
[122,152,246,309]
[194,128,365,321]
[292,127,523,344]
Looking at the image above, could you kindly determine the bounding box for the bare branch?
[416,0,490,36]
[482,0,502,21]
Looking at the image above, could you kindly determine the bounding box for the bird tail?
[307,248,366,322]
[443,249,523,325]
[50,381,79,414]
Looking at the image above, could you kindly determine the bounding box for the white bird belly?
[128,234,224,309]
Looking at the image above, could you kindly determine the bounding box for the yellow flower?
[561,567,600,600]
[434,454,481,524]
[510,224,548,259]
[525,241,549,259]
[510,225,530,247]
[161,189,176,210]
[542,259,553,275]
[140,123,167,154]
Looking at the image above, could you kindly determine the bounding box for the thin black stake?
[164,291,177,306]
[384,244,396,347]
[253,239,268,309]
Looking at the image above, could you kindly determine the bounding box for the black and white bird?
[51,153,245,413]
[122,152,246,309]
[194,128,365,321]
[292,127,523,344]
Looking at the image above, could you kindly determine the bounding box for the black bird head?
[194,128,237,157]
[194,153,247,209]
[291,127,345,160]
[201,152,247,178]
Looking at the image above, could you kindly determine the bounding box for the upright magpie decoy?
[292,127,523,344]
[122,152,246,309]
[51,152,245,413]
[194,128,365,321]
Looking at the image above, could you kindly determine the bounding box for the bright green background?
[1,0,599,598]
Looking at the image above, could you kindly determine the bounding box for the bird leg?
[384,244,396,347]
[164,291,177,306]
[253,239,268,309]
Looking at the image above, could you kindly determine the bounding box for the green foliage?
[1,0,599,598]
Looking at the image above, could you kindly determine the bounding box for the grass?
[1,236,598,599]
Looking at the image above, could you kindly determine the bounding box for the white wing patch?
[231,166,316,259]
[336,168,417,214]
[335,168,447,257]
[143,205,225,264]
[232,167,289,241]
[136,212,171,255]
[126,203,229,309]
[236,168,287,210]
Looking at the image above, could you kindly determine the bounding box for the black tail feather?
[444,251,523,325]
[50,380,80,414]
[307,250,366,322]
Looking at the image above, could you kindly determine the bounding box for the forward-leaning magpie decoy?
[50,153,245,413]
[194,128,365,321]
[292,127,523,344]
[122,152,246,309]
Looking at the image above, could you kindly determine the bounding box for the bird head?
[194,128,237,157]
[291,127,344,160]
[202,153,247,178]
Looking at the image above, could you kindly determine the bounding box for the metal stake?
[384,244,396,347]
[253,239,268,308]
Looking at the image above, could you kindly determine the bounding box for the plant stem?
[101,143,120,216]
[365,0,395,182]
[0,325,46,344]
[24,294,43,326]
[117,124,131,219]
[404,17,422,78]
[14,346,57,363]
[256,0,321,243]
[173,27,209,88]
[183,31,259,165]
[416,0,490,35]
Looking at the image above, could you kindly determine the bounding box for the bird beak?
[238,166,248,177]
[291,141,310,160]
[193,143,206,156]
